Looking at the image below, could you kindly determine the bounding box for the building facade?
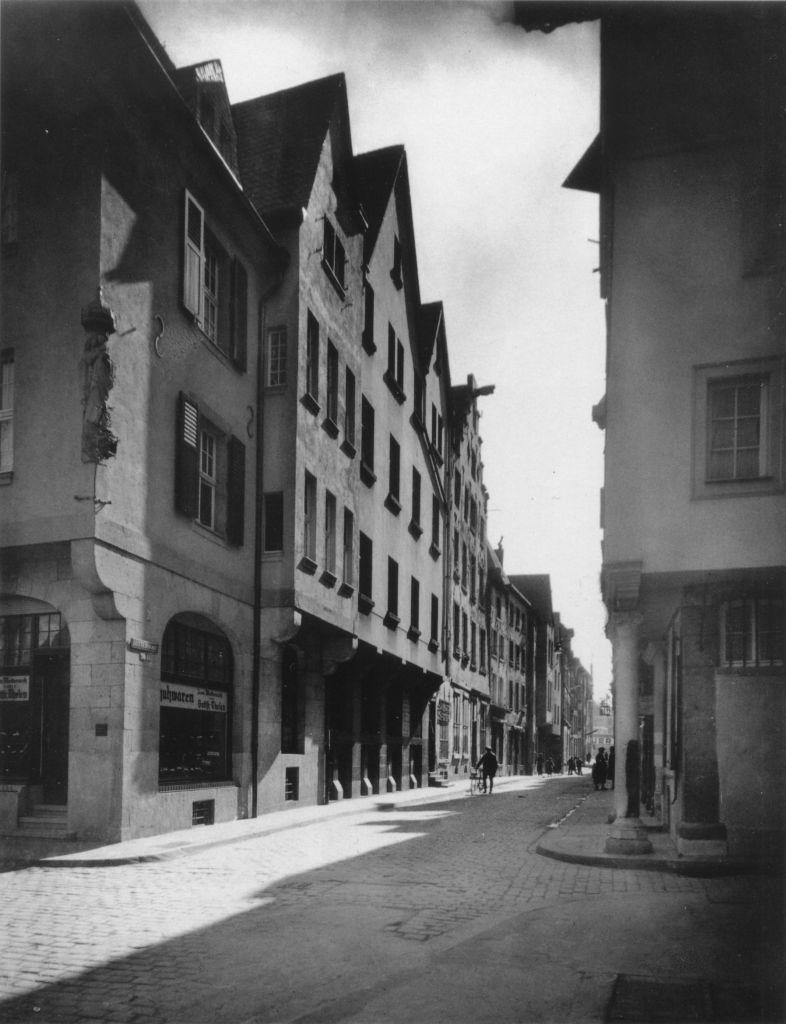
[565,7,786,860]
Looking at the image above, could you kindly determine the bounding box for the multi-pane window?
[198,428,217,529]
[343,508,354,585]
[480,628,487,670]
[0,350,14,475]
[359,531,373,603]
[304,471,317,562]
[708,376,767,481]
[175,393,245,546]
[387,557,399,619]
[462,612,468,654]
[431,594,439,645]
[306,311,319,403]
[471,623,477,666]
[721,596,783,668]
[182,191,247,368]
[267,328,287,387]
[344,367,356,447]
[322,217,345,292]
[453,603,460,652]
[324,490,337,574]
[326,341,339,426]
[263,492,284,551]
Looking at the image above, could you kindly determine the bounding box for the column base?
[605,817,653,855]
[676,821,727,858]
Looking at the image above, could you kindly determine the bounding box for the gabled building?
[511,574,559,769]
[0,3,285,842]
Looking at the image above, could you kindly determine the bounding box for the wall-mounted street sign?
[128,638,159,654]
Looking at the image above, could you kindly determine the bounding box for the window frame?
[0,349,14,479]
[693,357,783,499]
[266,327,287,388]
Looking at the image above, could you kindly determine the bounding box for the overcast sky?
[138,0,610,692]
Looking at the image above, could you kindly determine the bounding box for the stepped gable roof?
[232,73,349,218]
[352,145,405,260]
[508,574,553,620]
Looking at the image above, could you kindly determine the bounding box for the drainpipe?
[251,265,287,819]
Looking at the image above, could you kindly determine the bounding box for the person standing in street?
[476,746,498,794]
[607,746,615,790]
[592,749,608,791]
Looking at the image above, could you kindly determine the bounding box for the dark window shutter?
[175,392,199,518]
[226,435,246,546]
[230,258,248,371]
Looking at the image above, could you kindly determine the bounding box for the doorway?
[33,651,70,804]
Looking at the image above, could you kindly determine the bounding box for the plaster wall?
[603,144,785,574]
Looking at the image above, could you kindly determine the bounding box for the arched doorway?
[159,614,233,785]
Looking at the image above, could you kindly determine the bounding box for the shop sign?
[160,683,227,713]
[437,700,451,725]
[0,675,29,702]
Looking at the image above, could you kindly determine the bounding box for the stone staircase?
[17,803,76,839]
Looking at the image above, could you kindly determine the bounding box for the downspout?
[251,264,287,819]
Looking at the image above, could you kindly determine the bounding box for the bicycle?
[468,770,485,795]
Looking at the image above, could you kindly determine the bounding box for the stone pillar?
[605,611,653,855]
[644,642,666,821]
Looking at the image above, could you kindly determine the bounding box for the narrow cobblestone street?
[1,777,782,1024]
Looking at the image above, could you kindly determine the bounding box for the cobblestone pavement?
[0,776,781,1024]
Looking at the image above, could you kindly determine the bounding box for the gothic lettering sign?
[160,683,227,714]
[0,675,29,701]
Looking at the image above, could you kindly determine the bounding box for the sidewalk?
[536,784,772,876]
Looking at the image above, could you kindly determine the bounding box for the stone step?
[29,804,68,818]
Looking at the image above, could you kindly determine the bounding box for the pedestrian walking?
[575,756,583,775]
[476,746,498,794]
[545,756,554,776]
[536,752,544,776]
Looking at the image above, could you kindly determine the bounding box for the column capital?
[605,609,643,642]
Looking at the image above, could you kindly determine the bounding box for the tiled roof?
[508,574,553,619]
[352,145,404,258]
[232,74,347,216]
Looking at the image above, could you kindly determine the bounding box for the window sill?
[321,257,346,298]
[383,370,406,405]
[360,462,377,487]
[407,626,421,642]
[298,556,318,575]
[359,594,375,615]
[408,520,423,540]
[320,569,338,589]
[362,331,377,355]
[301,392,320,416]
[429,543,441,561]
[322,416,340,439]
[384,611,401,631]
[428,638,439,654]
[385,493,402,516]
[265,384,287,395]
[341,439,357,459]
[338,581,355,598]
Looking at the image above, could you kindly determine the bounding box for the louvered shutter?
[175,392,199,518]
[226,435,246,547]
[183,192,204,320]
[230,258,248,372]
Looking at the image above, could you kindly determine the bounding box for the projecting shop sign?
[0,676,30,702]
[160,684,227,714]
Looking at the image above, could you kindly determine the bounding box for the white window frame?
[198,427,217,530]
[720,596,784,669]
[693,356,784,498]
[267,328,287,388]
[184,191,205,322]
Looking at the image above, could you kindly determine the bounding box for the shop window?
[0,350,14,479]
[159,618,232,785]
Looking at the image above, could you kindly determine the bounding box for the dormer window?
[322,218,345,296]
